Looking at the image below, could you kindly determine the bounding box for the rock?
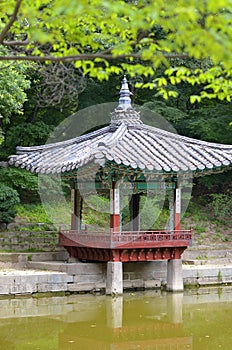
[0,223,7,231]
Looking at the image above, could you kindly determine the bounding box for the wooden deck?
[59,229,192,262]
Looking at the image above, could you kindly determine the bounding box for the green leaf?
[190,95,201,103]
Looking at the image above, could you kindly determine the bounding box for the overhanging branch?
[0,52,189,63]
[0,0,22,44]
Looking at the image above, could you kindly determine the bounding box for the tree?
[24,62,86,113]
[0,183,19,224]
[0,51,30,144]
[1,1,232,102]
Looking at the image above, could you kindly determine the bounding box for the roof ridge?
[15,125,111,154]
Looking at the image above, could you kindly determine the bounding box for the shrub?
[209,193,232,220]
[0,184,20,224]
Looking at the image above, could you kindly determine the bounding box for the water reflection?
[0,287,232,350]
[106,296,123,329]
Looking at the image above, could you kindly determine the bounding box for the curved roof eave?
[8,121,232,176]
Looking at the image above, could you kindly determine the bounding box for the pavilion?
[9,76,232,294]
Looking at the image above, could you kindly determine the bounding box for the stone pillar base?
[68,257,80,263]
[166,259,183,292]
[106,261,123,295]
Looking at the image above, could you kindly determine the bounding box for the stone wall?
[2,258,232,296]
[0,270,72,295]
[0,231,59,252]
[27,260,168,292]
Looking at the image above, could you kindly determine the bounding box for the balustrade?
[60,229,192,249]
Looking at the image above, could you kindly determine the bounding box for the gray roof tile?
[8,122,232,175]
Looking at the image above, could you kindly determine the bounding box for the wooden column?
[129,193,140,231]
[110,182,120,233]
[174,187,181,231]
[168,190,175,231]
[71,188,83,231]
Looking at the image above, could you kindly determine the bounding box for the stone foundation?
[1,253,232,296]
[0,270,72,295]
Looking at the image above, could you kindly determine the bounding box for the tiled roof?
[8,76,232,175]
[8,121,232,175]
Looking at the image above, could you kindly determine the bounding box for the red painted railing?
[59,229,192,249]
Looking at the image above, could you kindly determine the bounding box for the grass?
[16,204,52,223]
[15,202,71,229]
[181,198,232,246]
[191,225,205,234]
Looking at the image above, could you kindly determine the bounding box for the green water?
[0,287,232,350]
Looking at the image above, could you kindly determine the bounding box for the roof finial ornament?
[110,75,142,126]
[116,75,133,111]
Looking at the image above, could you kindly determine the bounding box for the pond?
[0,286,232,350]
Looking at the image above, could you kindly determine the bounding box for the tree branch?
[0,52,189,63]
[2,39,29,46]
[0,0,22,44]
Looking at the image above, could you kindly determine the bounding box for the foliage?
[0,129,3,144]
[141,90,232,143]
[143,99,185,127]
[178,103,232,143]
[209,193,232,220]
[194,171,232,195]
[78,77,122,109]
[0,167,39,202]
[0,167,38,191]
[0,50,30,143]
[16,204,51,223]
[1,1,232,101]
[0,183,19,223]
[0,54,30,124]
[2,121,54,157]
